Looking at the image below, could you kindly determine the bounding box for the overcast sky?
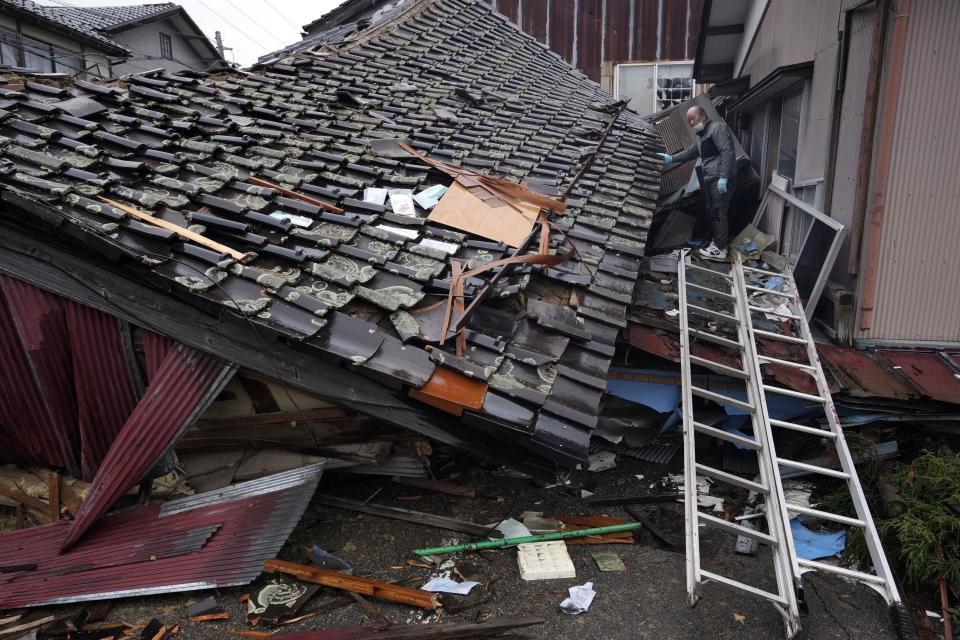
[39,0,345,67]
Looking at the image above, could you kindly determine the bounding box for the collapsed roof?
[0,0,664,477]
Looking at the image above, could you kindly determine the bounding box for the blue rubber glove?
[717,177,728,193]
[657,153,673,163]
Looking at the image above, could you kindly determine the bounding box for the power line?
[194,0,280,52]
[263,0,302,32]
[222,0,289,45]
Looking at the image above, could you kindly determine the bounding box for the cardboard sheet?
[427,181,540,248]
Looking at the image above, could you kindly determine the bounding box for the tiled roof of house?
[41,2,177,32]
[0,0,665,473]
[1,0,130,53]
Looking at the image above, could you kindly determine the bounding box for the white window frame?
[613,60,695,116]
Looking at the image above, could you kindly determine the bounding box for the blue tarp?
[790,518,845,560]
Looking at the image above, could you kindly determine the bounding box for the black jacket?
[673,120,737,183]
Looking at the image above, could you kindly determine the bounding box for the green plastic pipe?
[413,522,644,555]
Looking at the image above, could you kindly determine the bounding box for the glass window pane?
[22,37,54,72]
[617,65,656,116]
[749,108,767,177]
[777,90,802,180]
[656,62,694,111]
[0,30,19,66]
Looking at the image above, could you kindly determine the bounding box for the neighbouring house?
[693,0,959,346]
[301,0,708,117]
[0,0,225,79]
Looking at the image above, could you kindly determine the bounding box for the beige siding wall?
[860,0,960,342]
[739,0,840,186]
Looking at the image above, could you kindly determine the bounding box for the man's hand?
[717,177,728,194]
[657,153,673,163]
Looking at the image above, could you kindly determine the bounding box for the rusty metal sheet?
[60,344,236,551]
[817,344,919,400]
[64,301,139,480]
[520,0,548,43]
[662,0,689,60]
[0,465,322,608]
[549,1,575,62]
[604,1,631,64]
[577,0,603,81]
[633,0,661,61]
[878,350,960,404]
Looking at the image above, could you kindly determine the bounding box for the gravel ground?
[4,454,900,639]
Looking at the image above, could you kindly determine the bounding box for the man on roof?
[658,105,737,261]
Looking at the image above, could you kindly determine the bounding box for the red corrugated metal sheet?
[817,343,919,400]
[0,275,78,471]
[65,301,139,480]
[0,465,322,608]
[142,330,176,380]
[878,350,960,404]
[61,344,235,551]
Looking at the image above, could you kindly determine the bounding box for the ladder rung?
[687,281,735,300]
[757,354,817,374]
[787,505,865,527]
[689,328,743,350]
[741,265,785,278]
[762,384,826,404]
[777,458,851,479]
[745,284,794,299]
[689,355,749,380]
[695,463,769,493]
[797,558,888,586]
[748,304,803,321]
[698,512,777,544]
[694,421,760,449]
[688,303,738,323]
[691,386,755,412]
[769,418,837,438]
[699,570,788,605]
[753,328,808,345]
[687,263,733,279]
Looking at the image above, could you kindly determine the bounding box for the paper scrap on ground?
[560,582,596,614]
[494,517,532,540]
[420,577,480,595]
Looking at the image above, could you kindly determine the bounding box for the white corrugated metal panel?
[867,0,960,342]
[829,6,875,287]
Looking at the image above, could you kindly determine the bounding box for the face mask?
[693,122,705,133]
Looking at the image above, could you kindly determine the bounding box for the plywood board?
[427,182,539,248]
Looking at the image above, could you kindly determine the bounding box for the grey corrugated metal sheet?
[865,0,960,342]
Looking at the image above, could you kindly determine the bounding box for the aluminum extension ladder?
[676,251,901,638]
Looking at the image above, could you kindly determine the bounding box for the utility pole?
[214,30,224,57]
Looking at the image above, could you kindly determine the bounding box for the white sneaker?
[698,242,727,261]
